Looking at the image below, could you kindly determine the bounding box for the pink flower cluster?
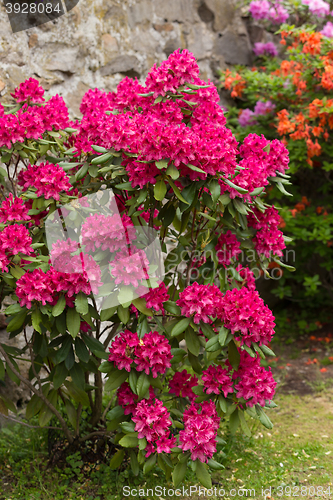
[215,230,242,267]
[0,194,30,224]
[220,134,289,201]
[249,0,289,23]
[132,398,176,456]
[218,287,276,346]
[169,370,198,401]
[235,265,256,291]
[0,224,33,272]
[202,365,233,397]
[108,329,172,378]
[232,351,276,407]
[81,213,135,253]
[253,42,278,57]
[179,401,220,463]
[145,48,200,97]
[11,78,45,103]
[239,100,276,127]
[15,257,102,309]
[248,206,286,257]
[0,91,70,149]
[117,382,138,415]
[302,0,330,17]
[143,281,170,313]
[321,21,333,37]
[18,162,72,200]
[176,282,223,324]
[109,249,150,288]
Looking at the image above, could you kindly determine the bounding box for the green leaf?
[66,308,81,338]
[136,372,150,399]
[65,399,78,431]
[118,286,134,307]
[255,405,273,429]
[110,449,126,469]
[166,163,180,180]
[172,460,187,487]
[168,178,189,204]
[91,152,113,164]
[155,159,168,169]
[52,296,66,317]
[222,177,248,194]
[154,180,167,201]
[117,305,130,324]
[39,389,58,427]
[239,410,251,437]
[119,434,139,448]
[92,145,109,153]
[218,326,229,347]
[6,310,27,332]
[186,163,206,174]
[75,293,89,315]
[75,337,90,363]
[31,309,42,334]
[143,453,156,475]
[195,460,212,489]
[0,359,4,381]
[104,370,128,392]
[82,334,105,354]
[4,303,22,316]
[233,199,248,215]
[64,345,75,370]
[252,343,265,359]
[53,362,68,390]
[132,298,153,316]
[228,340,240,370]
[64,380,90,406]
[205,335,220,352]
[260,344,276,357]
[170,348,187,364]
[185,327,200,356]
[229,408,240,434]
[218,395,228,413]
[276,181,292,196]
[100,306,117,321]
[70,363,85,391]
[129,450,140,476]
[75,162,89,181]
[209,179,221,205]
[25,394,43,419]
[120,421,136,433]
[170,317,191,337]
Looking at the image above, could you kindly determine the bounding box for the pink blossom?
[169,370,198,401]
[215,230,242,267]
[268,3,289,23]
[233,351,276,406]
[146,48,200,98]
[179,401,220,463]
[143,282,170,314]
[109,249,150,288]
[117,382,138,415]
[132,399,176,456]
[0,225,33,271]
[135,330,172,378]
[254,100,276,116]
[176,282,223,324]
[302,0,330,17]
[11,78,45,103]
[321,21,333,37]
[81,213,135,253]
[235,265,256,291]
[18,162,72,200]
[202,365,233,397]
[238,109,258,127]
[218,287,275,347]
[16,268,54,309]
[249,0,271,19]
[108,330,140,372]
[253,42,278,57]
[0,194,30,223]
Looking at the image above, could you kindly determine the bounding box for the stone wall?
[0,0,268,116]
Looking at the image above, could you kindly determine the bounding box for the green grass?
[0,390,332,500]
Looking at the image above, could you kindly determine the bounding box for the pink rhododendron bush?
[0,49,290,487]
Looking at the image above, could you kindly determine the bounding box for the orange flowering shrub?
[220,25,333,322]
